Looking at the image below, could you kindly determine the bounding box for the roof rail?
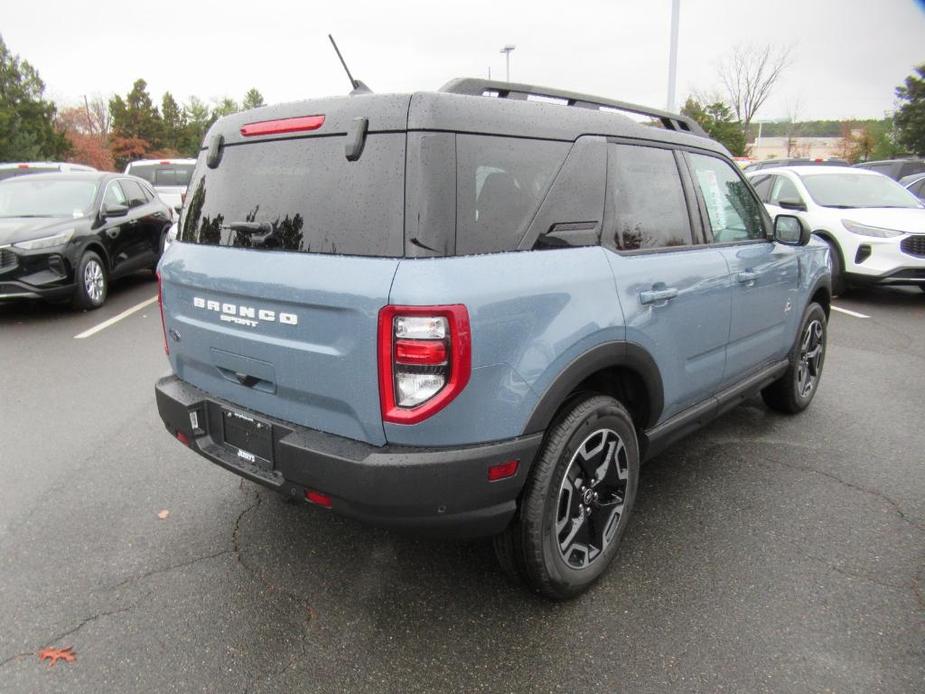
[439,78,708,138]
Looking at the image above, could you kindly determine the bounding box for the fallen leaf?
[157,510,170,520]
[37,646,76,667]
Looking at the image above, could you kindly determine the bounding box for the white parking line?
[831,305,870,319]
[74,296,158,339]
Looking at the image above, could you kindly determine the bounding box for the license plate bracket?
[221,409,273,469]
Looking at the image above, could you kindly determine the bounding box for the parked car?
[0,161,96,181]
[854,158,925,181]
[0,172,173,309]
[899,172,925,201]
[124,159,196,213]
[747,166,925,294]
[155,78,830,599]
[743,158,848,173]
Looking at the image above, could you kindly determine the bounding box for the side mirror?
[774,214,811,246]
[101,202,129,219]
[778,198,807,212]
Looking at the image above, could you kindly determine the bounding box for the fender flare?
[522,341,664,435]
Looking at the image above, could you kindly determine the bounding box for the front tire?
[762,302,827,414]
[821,236,846,296]
[72,251,108,310]
[494,395,639,600]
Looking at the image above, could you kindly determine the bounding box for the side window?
[456,135,568,255]
[604,144,693,250]
[750,175,773,202]
[688,153,767,243]
[121,179,147,208]
[769,176,803,205]
[910,179,925,199]
[103,181,127,207]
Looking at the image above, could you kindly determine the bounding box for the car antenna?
[328,34,372,95]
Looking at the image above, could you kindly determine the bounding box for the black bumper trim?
[155,375,542,538]
[0,279,74,301]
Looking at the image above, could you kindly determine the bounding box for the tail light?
[378,305,471,424]
[156,271,169,355]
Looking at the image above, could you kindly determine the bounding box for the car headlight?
[13,229,75,250]
[841,220,904,238]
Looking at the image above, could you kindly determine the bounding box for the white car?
[124,159,195,214]
[0,161,96,181]
[746,166,925,294]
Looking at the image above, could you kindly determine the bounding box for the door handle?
[640,287,679,305]
[737,271,758,285]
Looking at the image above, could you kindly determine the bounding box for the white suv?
[747,166,925,294]
[124,159,196,214]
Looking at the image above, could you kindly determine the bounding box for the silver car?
[124,158,196,214]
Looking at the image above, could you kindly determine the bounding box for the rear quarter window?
[455,135,568,255]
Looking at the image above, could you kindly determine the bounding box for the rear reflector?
[176,431,191,446]
[17,163,29,169]
[240,115,325,137]
[488,460,520,481]
[159,160,171,165]
[305,490,333,508]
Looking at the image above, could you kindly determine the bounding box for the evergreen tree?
[895,64,925,156]
[0,35,69,161]
[160,91,185,153]
[681,97,747,156]
[242,88,265,111]
[109,79,164,168]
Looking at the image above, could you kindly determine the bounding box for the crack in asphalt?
[99,548,233,593]
[231,483,312,689]
[0,591,153,672]
[748,450,922,531]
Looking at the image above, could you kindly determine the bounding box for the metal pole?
[500,45,516,82]
[667,0,680,112]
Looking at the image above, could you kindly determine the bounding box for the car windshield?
[128,163,195,188]
[0,179,98,218]
[801,173,923,209]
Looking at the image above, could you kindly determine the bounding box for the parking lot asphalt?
[0,275,922,693]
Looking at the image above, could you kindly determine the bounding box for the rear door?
[160,107,408,446]
[602,143,731,422]
[685,152,800,385]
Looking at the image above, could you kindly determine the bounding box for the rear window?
[180,134,405,256]
[129,163,194,187]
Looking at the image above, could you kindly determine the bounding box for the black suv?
[0,172,172,309]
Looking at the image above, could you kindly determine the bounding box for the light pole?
[666,0,680,112]
[500,45,516,82]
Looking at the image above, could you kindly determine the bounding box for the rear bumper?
[155,375,542,538]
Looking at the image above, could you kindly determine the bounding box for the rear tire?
[762,302,827,414]
[493,394,639,600]
[72,251,108,310]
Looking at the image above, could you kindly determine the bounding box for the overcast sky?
[3,0,924,122]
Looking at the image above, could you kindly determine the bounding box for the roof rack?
[439,78,707,138]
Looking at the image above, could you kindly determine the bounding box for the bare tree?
[783,97,802,157]
[719,44,792,141]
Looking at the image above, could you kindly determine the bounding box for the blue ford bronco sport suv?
[155,79,831,599]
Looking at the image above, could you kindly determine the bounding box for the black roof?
[205,78,728,156]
